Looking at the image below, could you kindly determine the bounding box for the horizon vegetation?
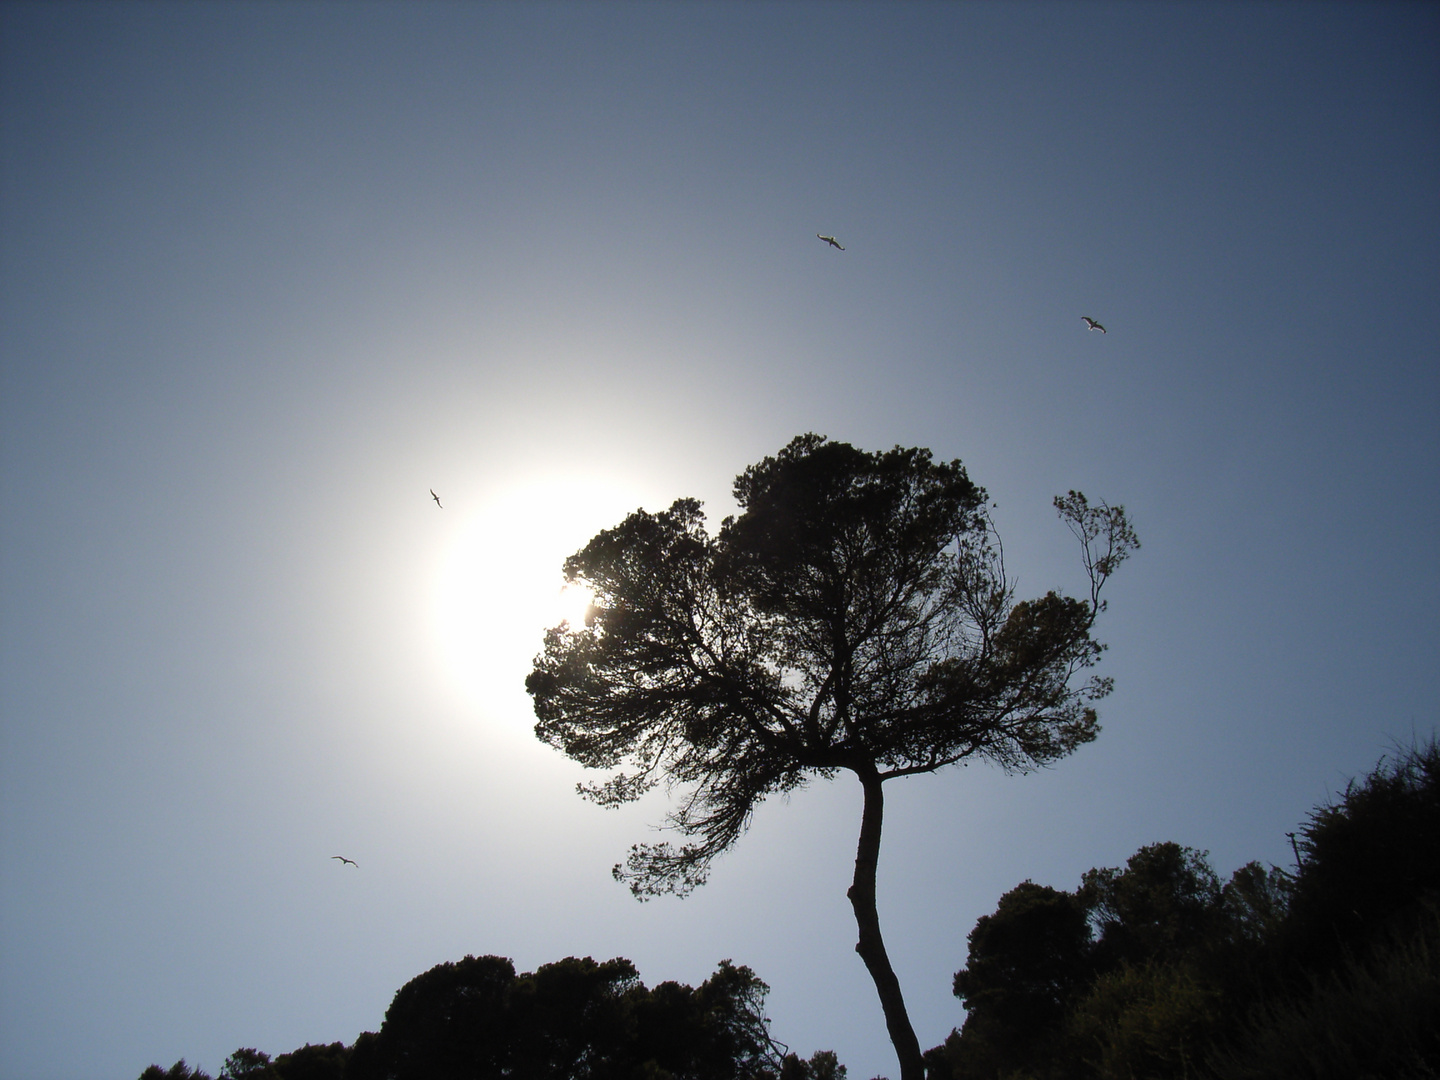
[137,738,1440,1080]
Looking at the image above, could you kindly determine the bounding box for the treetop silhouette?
[527,433,1138,1080]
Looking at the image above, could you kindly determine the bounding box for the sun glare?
[431,475,637,717]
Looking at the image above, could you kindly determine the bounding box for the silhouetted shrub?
[1285,739,1440,971]
[140,1063,213,1080]
[933,738,1440,1080]
[1205,903,1440,1080]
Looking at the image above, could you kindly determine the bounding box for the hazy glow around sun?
[431,473,647,718]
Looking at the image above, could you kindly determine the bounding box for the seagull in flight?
[332,855,358,868]
[430,489,443,508]
[817,234,844,251]
[1081,316,1106,333]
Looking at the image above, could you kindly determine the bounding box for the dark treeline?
[925,739,1440,1080]
[138,957,844,1080]
[140,740,1437,1080]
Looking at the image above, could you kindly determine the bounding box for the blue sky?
[2,3,1436,1078]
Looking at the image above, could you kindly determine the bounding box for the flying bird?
[817,234,844,251]
[1082,316,1106,333]
[332,856,358,868]
[430,489,443,508]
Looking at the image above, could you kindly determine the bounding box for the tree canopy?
[527,434,1138,1080]
[934,739,1440,1080]
[344,953,835,1080]
[140,1063,212,1080]
[138,955,843,1080]
[528,435,1136,897]
[949,882,1093,1077]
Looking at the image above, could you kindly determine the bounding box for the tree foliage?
[271,1044,349,1080]
[342,953,820,1080]
[933,739,1440,1080]
[1205,903,1440,1080]
[137,955,841,1080]
[527,434,1137,1080]
[949,882,1093,1077]
[1079,842,1224,970]
[219,1049,279,1080]
[1284,738,1440,967]
[940,843,1242,1080]
[526,435,1137,897]
[140,1063,213,1080]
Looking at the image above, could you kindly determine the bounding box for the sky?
[1,2,1436,1077]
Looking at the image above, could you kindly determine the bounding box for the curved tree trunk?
[847,766,926,1080]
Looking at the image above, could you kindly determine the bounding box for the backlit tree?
[527,434,1138,1080]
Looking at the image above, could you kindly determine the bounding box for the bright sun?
[431,475,642,716]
